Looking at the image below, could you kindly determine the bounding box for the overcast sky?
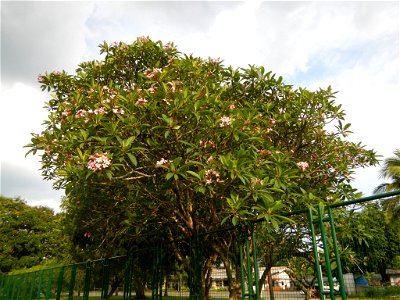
[1,1,399,212]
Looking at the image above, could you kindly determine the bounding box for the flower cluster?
[163,42,174,52]
[156,158,172,167]
[37,74,45,82]
[219,116,233,127]
[297,161,309,171]
[75,109,88,119]
[93,107,106,115]
[136,97,148,107]
[252,178,264,186]
[62,108,71,116]
[87,153,112,171]
[258,149,272,156]
[112,107,125,114]
[199,140,216,148]
[205,169,220,184]
[144,68,162,80]
[147,87,157,95]
[74,105,125,121]
[137,36,150,43]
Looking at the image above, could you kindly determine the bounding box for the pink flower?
[112,107,125,114]
[137,36,150,43]
[75,109,88,118]
[297,161,309,171]
[207,156,214,163]
[144,68,162,80]
[136,98,148,107]
[87,153,112,171]
[62,108,71,116]
[252,178,264,185]
[229,104,236,110]
[94,107,106,115]
[147,87,157,94]
[205,169,220,184]
[156,158,172,167]
[162,98,171,105]
[163,42,173,51]
[167,81,176,92]
[219,116,233,127]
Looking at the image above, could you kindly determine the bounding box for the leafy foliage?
[0,196,68,273]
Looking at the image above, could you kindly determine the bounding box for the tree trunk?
[107,277,122,300]
[164,275,169,296]
[267,269,275,300]
[135,276,146,300]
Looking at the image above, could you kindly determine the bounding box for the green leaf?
[232,216,238,226]
[127,153,137,166]
[186,171,201,180]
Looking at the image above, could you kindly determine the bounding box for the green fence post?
[239,232,246,300]
[123,255,133,300]
[245,234,252,299]
[194,235,201,300]
[21,272,29,300]
[45,268,54,300]
[308,208,325,300]
[187,236,201,300]
[28,271,36,300]
[56,266,65,300]
[9,274,17,300]
[68,264,77,300]
[15,274,21,300]
[251,225,260,300]
[317,205,335,299]
[101,258,110,300]
[152,244,165,300]
[83,261,92,300]
[239,226,258,300]
[327,207,347,300]
[36,269,44,300]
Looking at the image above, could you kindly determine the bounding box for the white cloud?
[0,83,64,211]
[2,1,93,84]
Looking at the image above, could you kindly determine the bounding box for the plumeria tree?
[27,37,377,299]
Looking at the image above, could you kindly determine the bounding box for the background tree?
[374,149,400,222]
[26,37,377,299]
[0,196,68,273]
[336,203,400,283]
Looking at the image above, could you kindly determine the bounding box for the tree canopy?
[25,37,379,276]
[0,196,67,273]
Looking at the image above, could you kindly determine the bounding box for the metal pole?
[251,225,260,300]
[239,233,246,300]
[101,258,110,300]
[308,208,325,300]
[327,207,347,300]
[68,264,77,300]
[83,261,92,300]
[317,205,335,299]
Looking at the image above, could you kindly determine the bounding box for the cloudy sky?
[1,1,399,212]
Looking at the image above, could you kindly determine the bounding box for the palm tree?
[373,149,400,221]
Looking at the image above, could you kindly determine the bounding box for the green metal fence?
[1,191,400,300]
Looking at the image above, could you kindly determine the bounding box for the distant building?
[210,266,291,290]
[386,269,400,286]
